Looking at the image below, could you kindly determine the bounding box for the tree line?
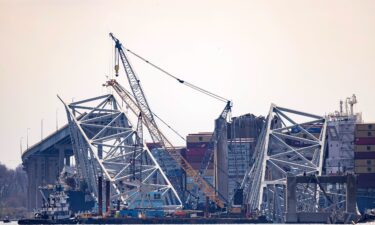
[0,162,28,219]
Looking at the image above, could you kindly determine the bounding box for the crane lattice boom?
[106,33,226,208]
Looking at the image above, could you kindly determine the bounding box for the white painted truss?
[242,104,327,222]
[60,94,182,209]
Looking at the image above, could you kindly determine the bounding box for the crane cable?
[112,39,233,201]
[121,46,234,182]
[115,85,187,142]
[122,47,229,103]
[148,107,186,141]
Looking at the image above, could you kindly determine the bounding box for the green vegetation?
[0,163,28,219]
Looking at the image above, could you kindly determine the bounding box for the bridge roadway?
[21,124,73,211]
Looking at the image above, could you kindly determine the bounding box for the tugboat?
[34,184,72,220]
[3,216,11,223]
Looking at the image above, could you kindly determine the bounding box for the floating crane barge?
[19,216,268,224]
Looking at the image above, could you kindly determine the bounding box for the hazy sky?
[1,0,374,168]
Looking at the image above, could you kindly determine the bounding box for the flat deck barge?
[19,216,268,224]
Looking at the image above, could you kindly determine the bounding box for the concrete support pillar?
[214,118,228,202]
[346,174,357,214]
[98,176,103,216]
[58,146,64,173]
[286,176,297,213]
[26,158,39,211]
[105,180,110,213]
[204,196,209,218]
[24,161,34,211]
[24,143,73,212]
[34,157,42,210]
[286,176,297,222]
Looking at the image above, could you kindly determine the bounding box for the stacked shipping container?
[355,123,375,188]
[226,115,264,204]
[184,133,214,198]
[227,138,255,201]
[184,115,264,206]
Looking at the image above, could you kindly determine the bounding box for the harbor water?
[2,222,374,225]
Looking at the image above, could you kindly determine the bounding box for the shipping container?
[355,159,375,166]
[145,210,164,218]
[291,126,322,134]
[285,139,315,148]
[355,131,375,138]
[187,142,209,149]
[119,209,140,218]
[357,173,375,188]
[293,131,321,139]
[188,162,214,170]
[185,157,208,164]
[180,148,187,158]
[355,166,375,173]
[186,133,212,143]
[185,148,206,155]
[355,137,375,145]
[186,176,213,184]
[185,152,206,159]
[356,123,375,131]
[204,169,214,176]
[354,152,375,159]
[230,207,242,214]
[355,145,375,152]
[203,176,214,182]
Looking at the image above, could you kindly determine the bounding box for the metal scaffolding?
[242,104,327,222]
[60,94,182,210]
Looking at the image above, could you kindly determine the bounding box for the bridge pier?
[22,125,73,212]
[285,174,359,223]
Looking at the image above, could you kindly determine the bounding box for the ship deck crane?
[106,33,231,208]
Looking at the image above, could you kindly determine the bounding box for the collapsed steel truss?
[60,94,182,209]
[242,104,328,222]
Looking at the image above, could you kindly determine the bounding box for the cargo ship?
[355,123,375,213]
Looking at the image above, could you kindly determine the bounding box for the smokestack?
[98,176,103,216]
[106,180,110,213]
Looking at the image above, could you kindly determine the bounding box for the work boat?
[35,185,71,220]
[3,216,10,223]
